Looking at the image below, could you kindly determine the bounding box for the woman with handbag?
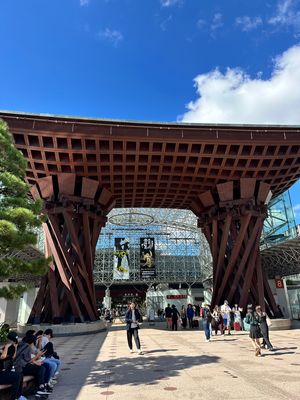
[245,305,263,356]
[256,306,274,351]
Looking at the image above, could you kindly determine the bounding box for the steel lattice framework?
[262,237,300,278]
[94,208,212,286]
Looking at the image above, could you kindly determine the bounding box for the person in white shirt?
[220,300,231,335]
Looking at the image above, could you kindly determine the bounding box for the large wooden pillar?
[194,178,278,316]
[28,174,115,324]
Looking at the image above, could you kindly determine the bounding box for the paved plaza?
[45,323,300,400]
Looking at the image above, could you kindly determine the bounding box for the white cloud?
[80,0,90,6]
[235,16,263,31]
[160,15,173,31]
[293,203,300,217]
[211,13,223,31]
[98,28,123,46]
[180,45,300,124]
[160,0,182,7]
[268,0,300,34]
[196,19,206,30]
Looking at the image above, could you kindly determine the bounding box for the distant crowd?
[120,300,282,357]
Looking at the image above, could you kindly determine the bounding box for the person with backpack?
[245,305,263,356]
[202,304,213,342]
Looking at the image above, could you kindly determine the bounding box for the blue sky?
[1,0,300,220]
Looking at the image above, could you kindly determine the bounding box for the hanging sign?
[275,278,284,289]
[140,237,156,279]
[113,238,130,280]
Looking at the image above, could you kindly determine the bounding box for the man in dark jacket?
[125,302,143,355]
[171,305,180,331]
[164,304,172,329]
[203,305,213,342]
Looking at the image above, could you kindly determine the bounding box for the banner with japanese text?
[140,237,156,279]
[113,238,130,280]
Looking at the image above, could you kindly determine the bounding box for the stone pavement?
[45,323,300,400]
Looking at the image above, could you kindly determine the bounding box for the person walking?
[202,305,213,342]
[221,300,232,335]
[187,304,194,329]
[245,305,263,356]
[125,302,143,355]
[233,305,243,331]
[180,305,187,329]
[164,304,172,329]
[256,306,274,351]
[212,306,224,335]
[171,305,180,331]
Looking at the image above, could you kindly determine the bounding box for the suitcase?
[234,321,241,331]
[192,319,199,328]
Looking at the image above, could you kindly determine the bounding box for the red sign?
[166,295,187,299]
[275,279,284,289]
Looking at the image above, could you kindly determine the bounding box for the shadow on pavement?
[143,348,178,354]
[85,354,220,388]
[264,351,296,356]
[45,331,108,400]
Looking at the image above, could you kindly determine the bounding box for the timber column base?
[194,178,278,316]
[29,174,115,324]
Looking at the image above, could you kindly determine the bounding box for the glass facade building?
[261,191,297,248]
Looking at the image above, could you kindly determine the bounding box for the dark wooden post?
[28,174,115,323]
[196,179,278,315]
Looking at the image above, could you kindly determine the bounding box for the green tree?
[0,119,49,298]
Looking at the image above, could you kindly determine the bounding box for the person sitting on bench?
[0,331,26,400]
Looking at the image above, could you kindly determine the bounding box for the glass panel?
[261,190,297,248]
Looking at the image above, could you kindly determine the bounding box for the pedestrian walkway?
[47,324,300,400]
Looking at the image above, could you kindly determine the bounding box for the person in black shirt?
[164,304,172,329]
[245,305,263,356]
[171,305,180,331]
[0,331,24,400]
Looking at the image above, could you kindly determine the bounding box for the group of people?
[245,304,274,356]
[124,300,275,357]
[164,304,199,330]
[0,328,61,400]
[179,300,275,353]
[163,301,243,334]
[159,300,275,354]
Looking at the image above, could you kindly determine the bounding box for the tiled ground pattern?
[44,324,299,400]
